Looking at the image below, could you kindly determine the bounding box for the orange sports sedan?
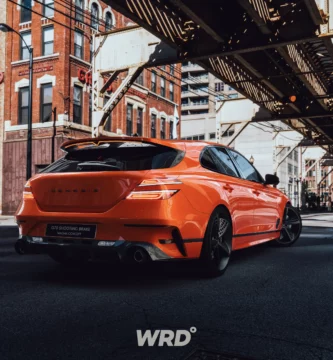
[15,137,302,276]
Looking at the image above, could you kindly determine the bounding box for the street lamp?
[294,177,300,210]
[0,23,33,180]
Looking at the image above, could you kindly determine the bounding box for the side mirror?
[264,174,279,186]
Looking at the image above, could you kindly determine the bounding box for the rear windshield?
[41,141,184,173]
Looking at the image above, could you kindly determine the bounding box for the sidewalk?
[301,212,333,228]
[0,216,18,239]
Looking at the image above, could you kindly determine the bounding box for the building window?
[21,0,32,23]
[91,3,99,30]
[18,87,29,125]
[170,65,175,75]
[151,72,156,93]
[169,120,173,139]
[90,41,93,63]
[169,82,174,102]
[103,96,112,132]
[89,92,92,127]
[20,31,31,60]
[42,26,54,56]
[105,12,113,31]
[43,0,54,17]
[160,117,166,139]
[137,107,143,136]
[215,82,224,92]
[288,163,293,174]
[135,71,144,86]
[209,133,216,140]
[126,104,133,136]
[73,86,82,124]
[75,0,84,22]
[40,83,53,122]
[185,134,205,140]
[74,31,83,59]
[151,114,156,138]
[221,125,235,137]
[160,77,165,97]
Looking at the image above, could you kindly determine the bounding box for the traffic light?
[281,95,297,104]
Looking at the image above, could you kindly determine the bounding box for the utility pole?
[51,107,57,163]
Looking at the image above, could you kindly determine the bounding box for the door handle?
[253,190,260,196]
[223,185,234,192]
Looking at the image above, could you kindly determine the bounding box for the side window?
[200,149,218,172]
[229,150,261,182]
[211,148,239,177]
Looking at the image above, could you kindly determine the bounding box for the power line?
[145,68,217,105]
[12,0,242,111]
[40,0,110,31]
[158,64,235,99]
[154,66,223,100]
[13,0,235,104]
[8,0,74,32]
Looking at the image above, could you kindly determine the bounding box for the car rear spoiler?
[60,136,185,153]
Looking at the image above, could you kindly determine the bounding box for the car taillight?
[127,190,179,200]
[23,181,34,199]
[138,179,182,186]
[127,178,182,200]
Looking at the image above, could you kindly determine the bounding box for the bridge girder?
[107,0,333,151]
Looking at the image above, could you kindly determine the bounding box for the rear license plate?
[45,224,96,239]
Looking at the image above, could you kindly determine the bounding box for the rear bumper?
[18,236,172,262]
[16,190,207,259]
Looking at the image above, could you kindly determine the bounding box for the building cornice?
[69,55,92,68]
[11,53,60,67]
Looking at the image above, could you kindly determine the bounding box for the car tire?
[274,204,302,247]
[200,207,233,277]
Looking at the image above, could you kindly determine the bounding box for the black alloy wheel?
[200,207,232,277]
[275,204,302,246]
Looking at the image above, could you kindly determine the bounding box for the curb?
[0,226,19,239]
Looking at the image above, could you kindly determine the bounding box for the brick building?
[2,0,181,214]
[305,159,332,197]
[0,1,7,215]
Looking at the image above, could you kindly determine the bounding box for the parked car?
[15,137,302,276]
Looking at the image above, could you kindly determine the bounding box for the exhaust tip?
[128,247,150,264]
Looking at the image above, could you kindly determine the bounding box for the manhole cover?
[185,349,258,360]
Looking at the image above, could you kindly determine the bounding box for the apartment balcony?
[182,63,204,72]
[181,89,209,98]
[181,102,209,111]
[182,75,209,84]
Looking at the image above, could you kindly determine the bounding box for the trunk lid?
[31,171,147,213]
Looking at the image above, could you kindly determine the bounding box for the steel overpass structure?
[99,0,333,153]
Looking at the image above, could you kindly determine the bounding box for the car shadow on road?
[31,243,276,289]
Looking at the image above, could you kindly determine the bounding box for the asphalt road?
[1,227,333,360]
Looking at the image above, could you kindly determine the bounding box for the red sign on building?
[78,68,112,92]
